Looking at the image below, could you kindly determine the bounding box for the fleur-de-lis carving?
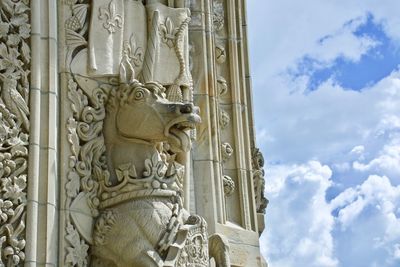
[98,0,123,34]
[159,17,178,48]
[122,35,144,67]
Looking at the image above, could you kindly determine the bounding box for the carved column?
[25,0,59,266]
[0,0,59,266]
[189,0,267,265]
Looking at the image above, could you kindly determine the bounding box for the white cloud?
[263,165,400,267]
[353,136,400,179]
[308,27,378,66]
[248,1,400,164]
[248,0,400,81]
[248,1,400,266]
[254,67,400,164]
[261,161,338,267]
[393,244,400,259]
[331,175,400,266]
[350,74,400,179]
[350,145,365,156]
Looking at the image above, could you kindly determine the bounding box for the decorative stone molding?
[209,234,231,267]
[223,175,235,196]
[0,0,30,265]
[219,110,230,129]
[217,76,228,96]
[221,142,233,162]
[65,76,109,265]
[98,0,123,34]
[252,148,268,214]
[212,2,224,32]
[215,44,226,64]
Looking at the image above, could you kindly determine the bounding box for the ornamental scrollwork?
[0,0,30,266]
[65,77,112,266]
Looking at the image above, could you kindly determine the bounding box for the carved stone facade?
[0,0,30,265]
[0,0,267,266]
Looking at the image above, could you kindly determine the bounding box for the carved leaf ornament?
[65,78,111,266]
[0,0,30,266]
[65,223,89,267]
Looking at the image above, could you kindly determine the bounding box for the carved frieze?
[0,0,30,265]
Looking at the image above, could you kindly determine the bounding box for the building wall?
[0,0,266,266]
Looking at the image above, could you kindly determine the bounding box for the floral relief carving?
[217,76,228,96]
[158,15,192,103]
[98,0,123,34]
[215,44,226,64]
[159,17,178,49]
[219,109,230,129]
[223,175,235,196]
[64,1,89,65]
[177,216,209,266]
[213,2,224,31]
[221,142,233,162]
[65,76,112,266]
[65,3,88,32]
[122,34,144,68]
[0,0,30,265]
[65,223,90,267]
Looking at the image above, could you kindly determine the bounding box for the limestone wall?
[0,0,266,266]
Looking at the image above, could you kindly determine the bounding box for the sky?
[247,1,400,267]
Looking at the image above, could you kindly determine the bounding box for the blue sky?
[247,1,400,266]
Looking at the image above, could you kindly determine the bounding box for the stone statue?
[90,64,208,266]
[65,0,231,266]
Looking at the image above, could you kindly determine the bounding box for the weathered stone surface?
[0,0,267,266]
[0,0,30,265]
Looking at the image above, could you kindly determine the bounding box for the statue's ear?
[119,57,135,84]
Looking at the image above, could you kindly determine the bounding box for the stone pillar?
[25,0,59,266]
[0,0,59,266]
[189,0,267,265]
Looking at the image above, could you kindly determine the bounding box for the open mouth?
[165,115,200,152]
